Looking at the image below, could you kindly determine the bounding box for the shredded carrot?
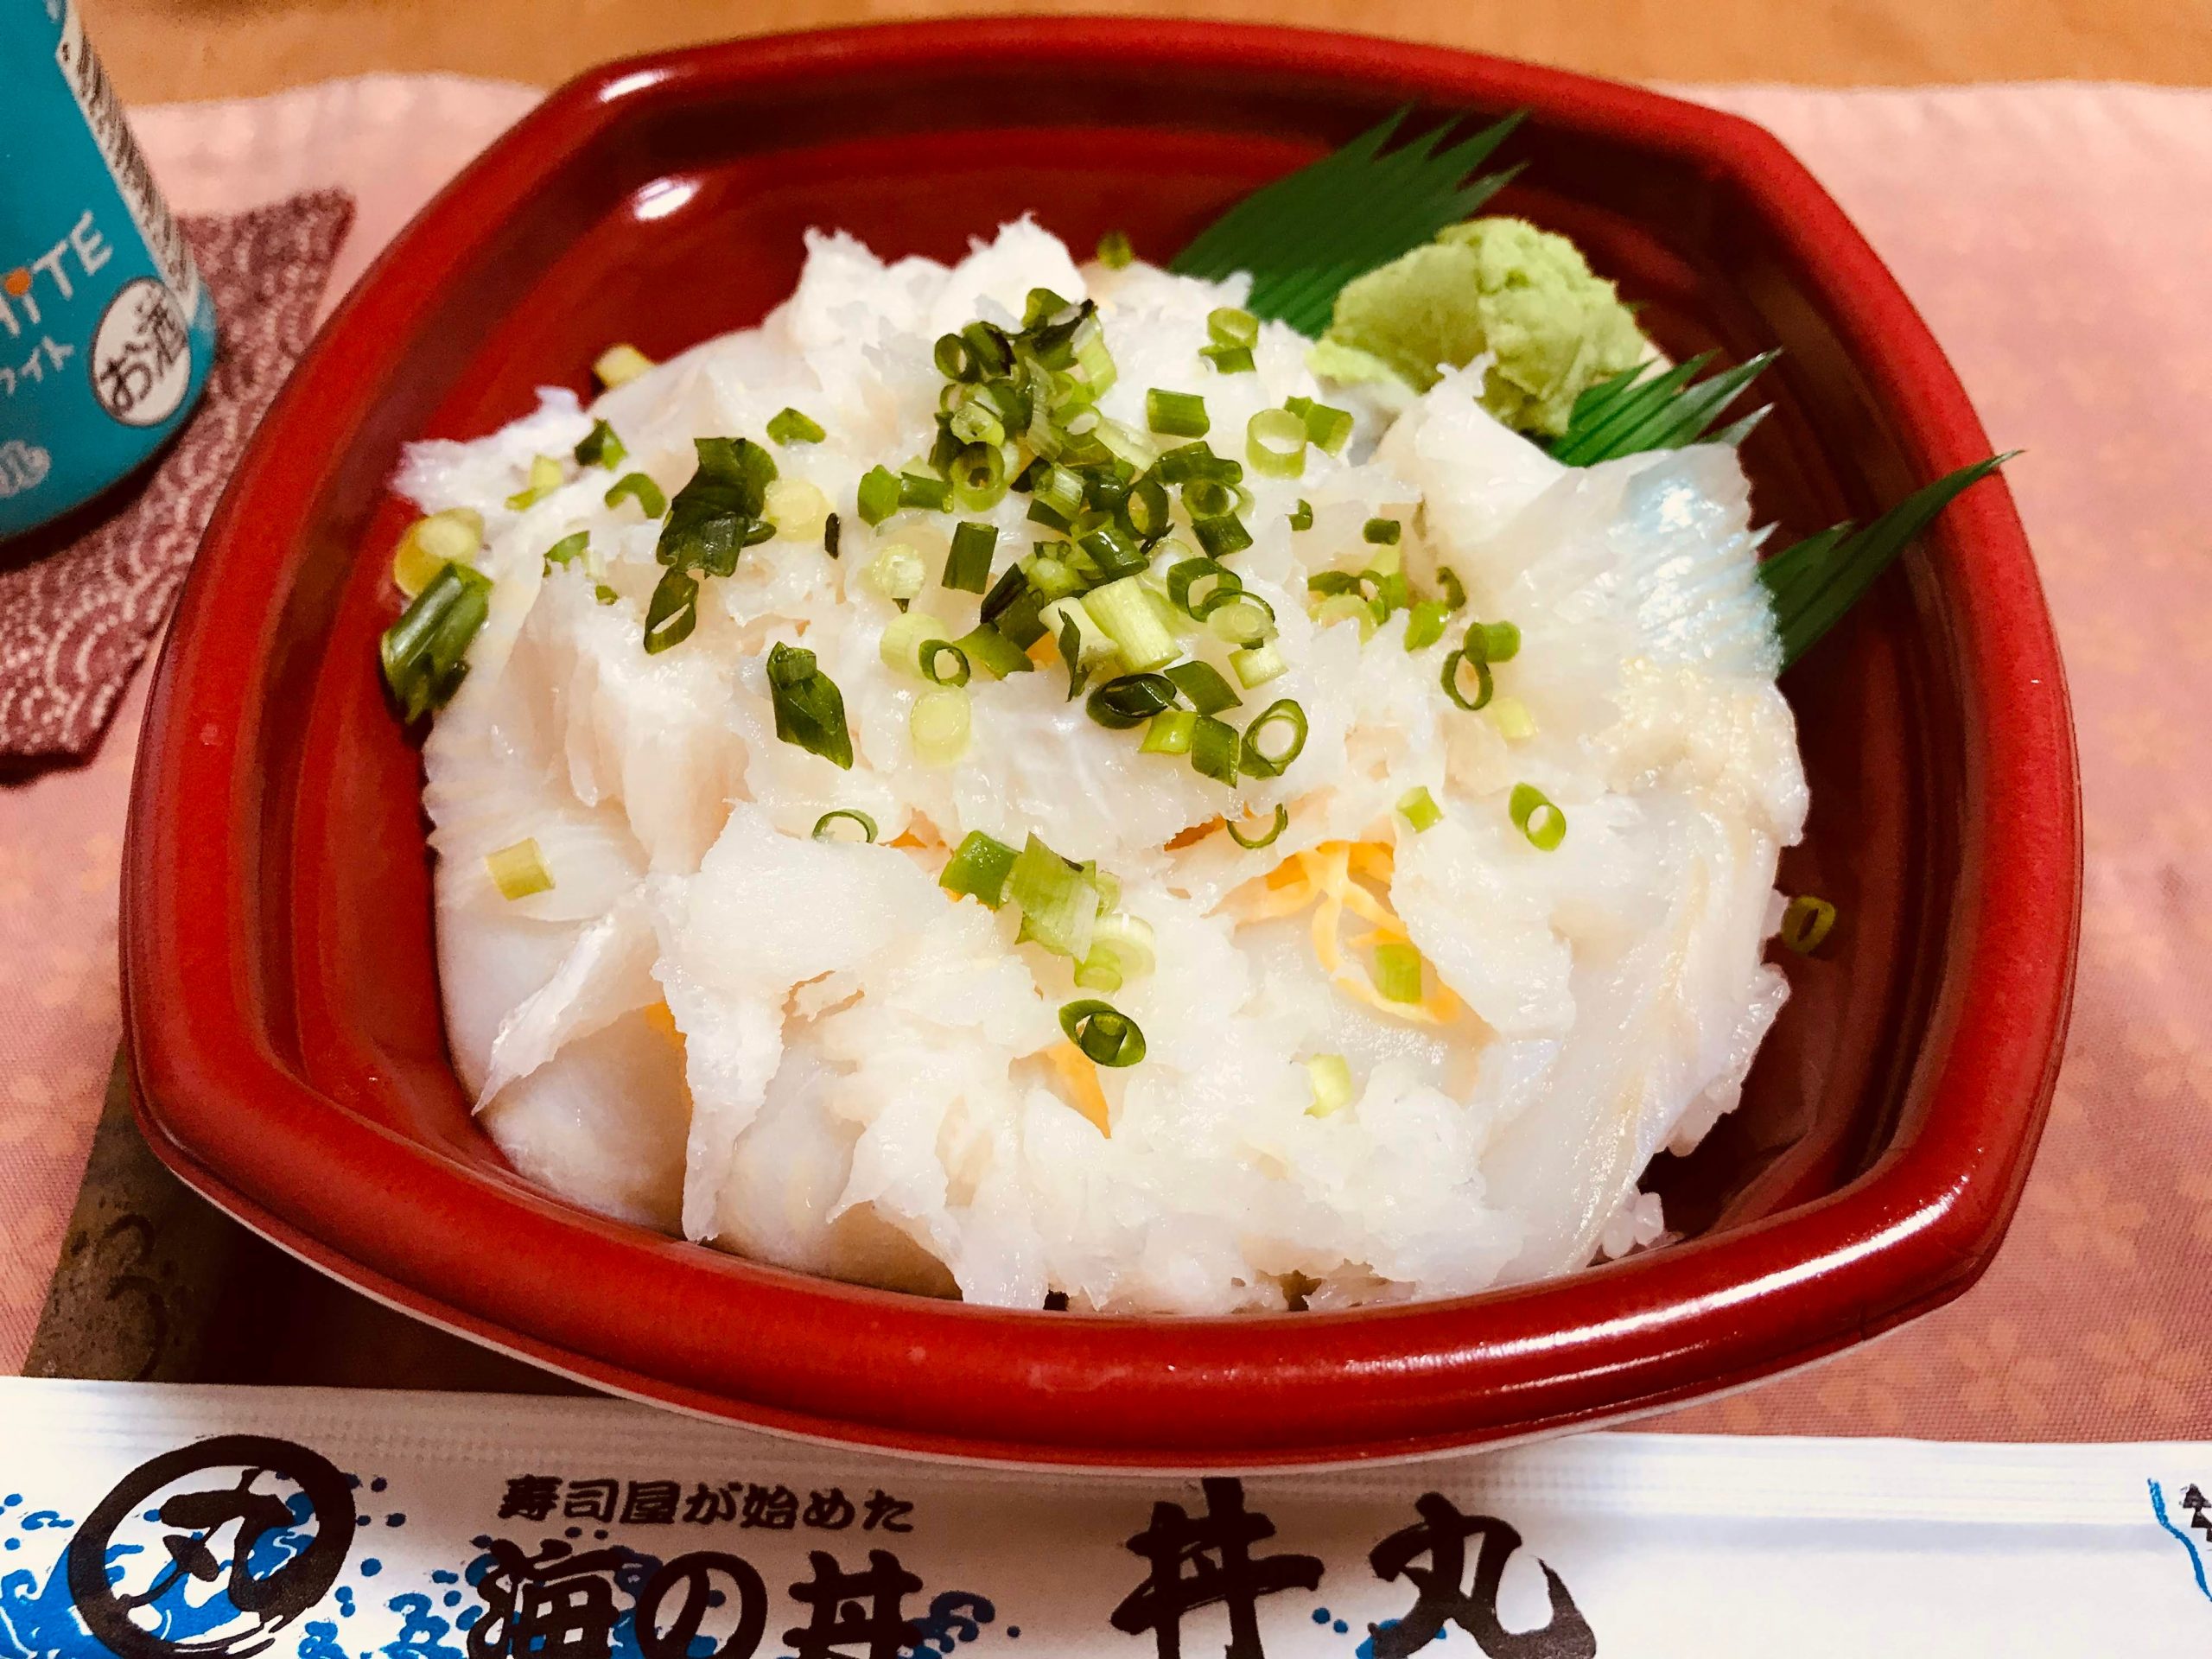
[1046,1042,1112,1135]
[642,1000,683,1046]
[1166,817,1221,852]
[1227,839,1456,1023]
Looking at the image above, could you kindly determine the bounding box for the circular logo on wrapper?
[89,276,193,428]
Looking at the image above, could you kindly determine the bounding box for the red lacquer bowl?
[122,20,2079,1467]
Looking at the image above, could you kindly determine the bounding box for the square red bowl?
[122,20,2079,1468]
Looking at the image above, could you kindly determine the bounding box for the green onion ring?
[1440,649,1494,711]
[1240,698,1307,776]
[1226,803,1290,849]
[1510,783,1567,851]
[1781,894,1838,955]
[1059,999,1147,1067]
[1167,556,1241,617]
[920,639,971,687]
[1086,672,1180,730]
[811,810,880,844]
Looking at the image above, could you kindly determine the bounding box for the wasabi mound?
[1323,217,1651,436]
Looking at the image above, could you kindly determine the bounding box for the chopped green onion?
[1191,715,1241,785]
[1096,229,1135,269]
[880,610,950,676]
[1155,442,1240,486]
[948,397,1005,447]
[961,319,1014,376]
[1227,803,1290,849]
[823,512,842,559]
[1164,659,1243,715]
[1087,672,1179,730]
[1077,523,1147,580]
[380,561,493,720]
[858,465,902,526]
[1465,619,1521,663]
[766,406,825,446]
[1306,1053,1354,1116]
[505,454,564,510]
[1146,388,1210,439]
[1024,287,1071,329]
[1181,477,1235,520]
[812,810,879,844]
[1166,556,1240,617]
[1125,474,1173,539]
[1781,894,1838,955]
[605,472,667,518]
[1403,599,1449,651]
[1230,642,1287,690]
[1396,785,1442,832]
[1240,697,1306,775]
[594,583,620,607]
[1192,515,1252,561]
[1365,569,1412,619]
[1441,650,1493,711]
[1059,999,1146,1068]
[1011,834,1100,961]
[911,685,970,766]
[1205,593,1276,647]
[1288,499,1313,532]
[1246,409,1306,479]
[1437,566,1466,611]
[593,343,654,387]
[1084,576,1179,671]
[1207,307,1260,349]
[486,838,554,900]
[766,477,832,542]
[1313,593,1376,639]
[1094,417,1154,472]
[643,570,699,652]
[1141,710,1198,754]
[1491,695,1535,741]
[952,623,1035,679]
[1300,401,1355,454]
[391,507,484,598]
[574,419,626,470]
[920,639,971,687]
[543,531,589,572]
[1363,538,1402,578]
[940,830,1018,906]
[1201,344,1255,374]
[865,543,927,606]
[952,443,1009,512]
[935,333,979,381]
[899,468,952,512]
[1363,517,1402,546]
[1076,912,1155,993]
[766,641,853,770]
[1050,603,1090,701]
[1510,782,1566,851]
[942,520,997,594]
[1372,941,1425,1004]
[1033,461,1086,520]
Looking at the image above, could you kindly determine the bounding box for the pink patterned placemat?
[3,79,2206,1442]
[0,191,353,758]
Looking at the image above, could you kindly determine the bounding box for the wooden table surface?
[85,0,2212,105]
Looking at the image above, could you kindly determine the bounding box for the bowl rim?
[122,16,2081,1466]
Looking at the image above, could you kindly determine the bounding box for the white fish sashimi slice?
[710,1033,957,1296]
[1485,803,1784,1279]
[1377,365,1569,560]
[1392,817,1575,1039]
[479,1009,690,1231]
[652,805,947,1239]
[474,891,659,1112]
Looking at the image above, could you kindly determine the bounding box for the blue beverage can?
[0,0,217,537]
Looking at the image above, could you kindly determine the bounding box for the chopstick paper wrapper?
[0,1380,2206,1656]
